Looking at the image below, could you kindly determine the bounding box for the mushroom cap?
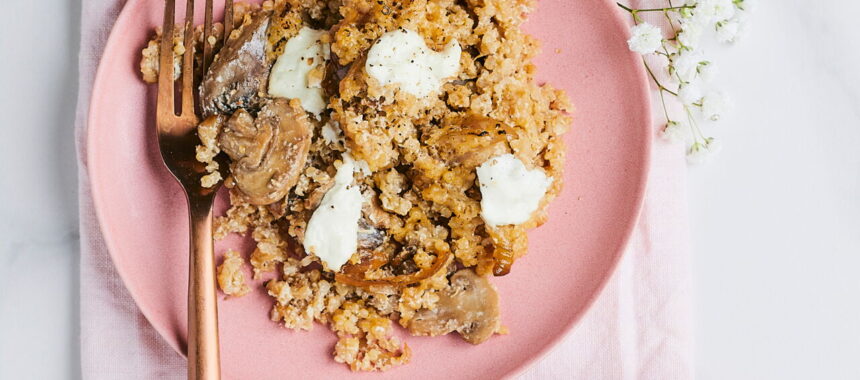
[200,11,272,117]
[428,115,513,168]
[219,98,312,205]
[408,269,501,344]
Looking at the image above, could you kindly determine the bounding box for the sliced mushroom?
[357,218,385,251]
[219,98,311,205]
[428,116,512,168]
[408,269,501,344]
[200,11,271,117]
[356,191,403,253]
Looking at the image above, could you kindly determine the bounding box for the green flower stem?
[619,1,714,145]
[663,3,678,36]
[657,84,672,124]
[643,58,678,128]
[685,105,707,143]
[616,2,694,14]
[643,59,678,97]
[660,42,687,89]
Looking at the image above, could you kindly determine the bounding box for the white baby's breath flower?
[716,19,741,43]
[698,61,718,83]
[678,81,703,105]
[627,23,663,55]
[726,7,755,42]
[686,137,722,164]
[617,0,755,164]
[737,0,758,12]
[679,6,694,19]
[701,91,732,121]
[672,50,705,82]
[661,121,686,143]
[711,0,737,21]
[693,0,736,24]
[677,17,705,49]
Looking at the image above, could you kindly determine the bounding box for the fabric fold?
[77,1,185,379]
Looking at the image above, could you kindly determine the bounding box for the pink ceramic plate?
[88,0,650,378]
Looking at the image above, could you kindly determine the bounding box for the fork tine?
[223,0,234,45]
[180,0,196,118]
[201,0,214,76]
[157,0,176,119]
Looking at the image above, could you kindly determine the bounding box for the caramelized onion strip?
[335,249,451,288]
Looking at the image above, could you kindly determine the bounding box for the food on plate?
[200,11,272,117]
[216,250,252,297]
[140,0,571,371]
[408,268,500,344]
[218,99,313,205]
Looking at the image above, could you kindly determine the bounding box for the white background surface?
[1,0,858,379]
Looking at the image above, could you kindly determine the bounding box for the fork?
[156,0,232,379]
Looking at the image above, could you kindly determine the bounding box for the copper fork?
[156,0,232,379]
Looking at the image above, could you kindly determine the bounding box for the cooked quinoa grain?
[140,0,570,371]
[217,250,251,297]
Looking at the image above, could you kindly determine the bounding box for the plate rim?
[87,0,191,358]
[86,0,652,376]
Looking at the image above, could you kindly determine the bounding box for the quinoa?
[140,0,571,372]
[217,250,252,297]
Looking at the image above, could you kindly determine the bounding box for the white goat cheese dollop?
[268,27,330,116]
[303,157,364,271]
[476,154,553,227]
[366,28,461,98]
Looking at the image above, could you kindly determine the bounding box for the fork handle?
[187,198,222,380]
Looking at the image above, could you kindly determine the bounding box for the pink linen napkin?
[76,0,692,379]
[77,1,186,379]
